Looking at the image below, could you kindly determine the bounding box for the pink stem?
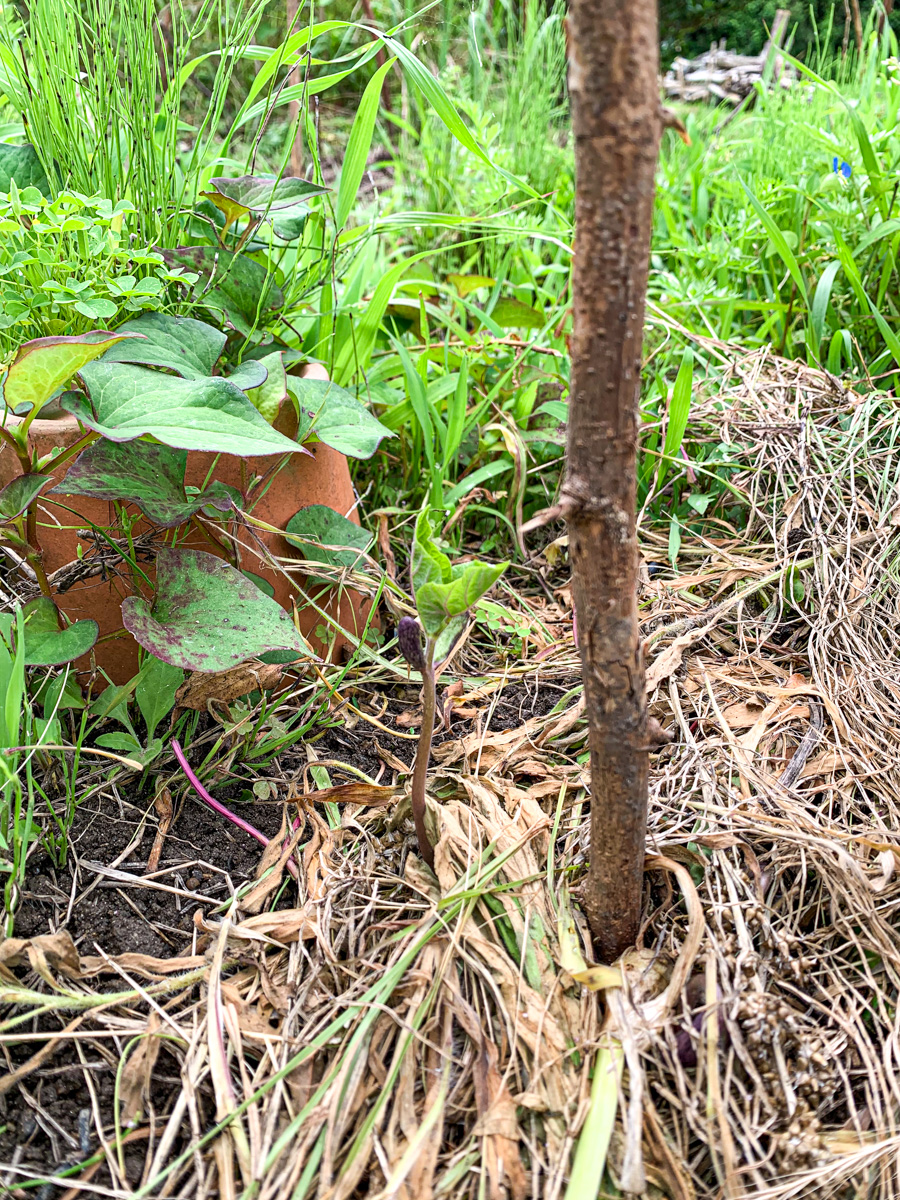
[171,738,271,848]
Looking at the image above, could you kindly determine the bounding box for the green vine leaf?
[20,597,99,666]
[5,332,142,416]
[63,362,303,457]
[285,505,373,567]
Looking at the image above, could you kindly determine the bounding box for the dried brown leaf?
[175,660,284,711]
[120,1012,163,1124]
[147,785,173,874]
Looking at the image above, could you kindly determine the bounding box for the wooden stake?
[850,0,864,53]
[286,0,304,177]
[564,0,660,961]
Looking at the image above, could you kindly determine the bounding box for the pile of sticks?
[662,9,793,106]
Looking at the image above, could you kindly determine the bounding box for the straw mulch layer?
[3,345,900,1199]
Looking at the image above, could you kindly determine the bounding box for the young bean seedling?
[398,511,507,868]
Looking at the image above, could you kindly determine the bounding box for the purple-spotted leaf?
[160,246,283,337]
[5,331,144,415]
[0,474,51,521]
[62,362,303,456]
[202,175,329,238]
[99,312,267,392]
[20,596,99,666]
[121,548,312,671]
[51,440,232,528]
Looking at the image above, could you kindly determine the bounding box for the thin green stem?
[410,636,437,869]
[41,430,101,474]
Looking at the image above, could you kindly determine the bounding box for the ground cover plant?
[4,2,900,1199]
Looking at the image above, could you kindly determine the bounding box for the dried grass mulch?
[3,345,900,1198]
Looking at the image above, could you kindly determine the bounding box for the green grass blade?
[658,347,693,487]
[564,1039,624,1200]
[809,259,842,360]
[336,57,396,228]
[741,182,808,306]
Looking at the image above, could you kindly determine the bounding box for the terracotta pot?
[0,364,372,685]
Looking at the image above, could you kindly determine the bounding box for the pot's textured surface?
[0,366,371,685]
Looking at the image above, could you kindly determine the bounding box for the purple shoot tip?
[398,616,426,671]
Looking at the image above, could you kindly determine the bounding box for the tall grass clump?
[651,16,900,384]
[0,0,270,245]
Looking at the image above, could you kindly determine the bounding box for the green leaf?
[0,474,50,521]
[446,274,495,298]
[434,612,467,662]
[416,562,508,636]
[225,359,269,392]
[488,298,545,329]
[286,376,393,458]
[285,505,373,568]
[742,182,808,305]
[411,510,451,596]
[332,250,433,385]
[5,332,141,416]
[95,731,142,754]
[34,672,85,714]
[809,259,842,359]
[121,547,312,671]
[135,655,184,741]
[381,34,536,199]
[100,313,226,379]
[203,175,329,238]
[245,352,288,424]
[336,57,396,228]
[51,440,233,527]
[160,246,284,337]
[19,597,99,666]
[63,363,304,457]
[659,348,693,486]
[0,143,50,194]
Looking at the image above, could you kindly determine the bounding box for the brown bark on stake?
[286,0,304,177]
[565,0,660,961]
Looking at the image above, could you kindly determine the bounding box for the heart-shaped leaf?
[411,509,451,595]
[0,144,50,194]
[20,597,99,665]
[285,376,392,458]
[203,175,329,238]
[100,313,226,379]
[5,332,143,415]
[417,562,508,636]
[161,246,284,337]
[51,440,233,527]
[62,362,303,457]
[98,311,268,393]
[121,547,312,671]
[285,505,373,568]
[225,358,269,392]
[245,352,287,424]
[0,474,51,521]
